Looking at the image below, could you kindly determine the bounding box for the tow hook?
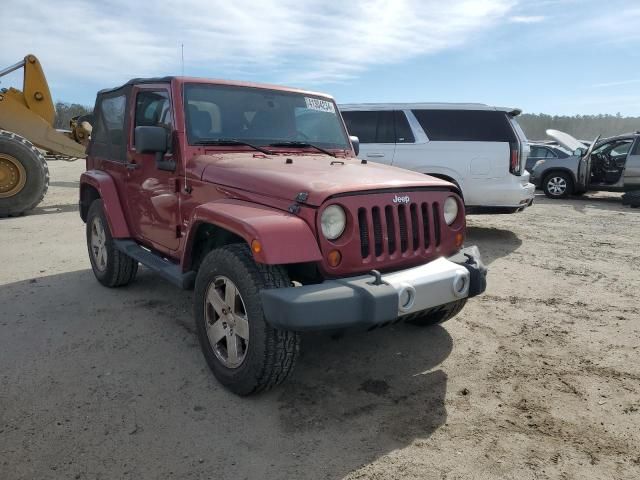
[369,270,385,286]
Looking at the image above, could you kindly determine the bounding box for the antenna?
[181,43,184,77]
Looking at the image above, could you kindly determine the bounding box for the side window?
[341,111,377,143]
[543,147,557,158]
[394,111,415,143]
[376,111,395,143]
[529,146,544,158]
[134,90,173,151]
[341,111,396,144]
[91,93,127,162]
[412,109,517,143]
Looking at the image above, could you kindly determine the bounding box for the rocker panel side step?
[113,239,195,289]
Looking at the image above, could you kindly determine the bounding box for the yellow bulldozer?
[0,54,90,217]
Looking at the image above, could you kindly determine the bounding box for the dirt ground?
[1,160,639,480]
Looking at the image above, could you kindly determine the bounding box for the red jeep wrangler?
[79,77,487,395]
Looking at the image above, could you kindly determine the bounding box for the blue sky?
[2,0,640,115]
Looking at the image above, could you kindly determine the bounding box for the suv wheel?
[86,200,138,287]
[406,299,467,326]
[543,172,573,199]
[194,244,300,395]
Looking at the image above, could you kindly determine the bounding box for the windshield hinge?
[295,192,309,203]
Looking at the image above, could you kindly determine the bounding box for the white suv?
[340,103,535,214]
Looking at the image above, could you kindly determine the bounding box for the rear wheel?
[194,244,300,395]
[543,172,573,199]
[407,299,467,326]
[86,200,138,287]
[0,130,49,217]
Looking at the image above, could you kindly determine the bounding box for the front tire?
[406,299,467,326]
[86,200,138,287]
[0,130,49,217]
[194,244,300,395]
[543,172,573,199]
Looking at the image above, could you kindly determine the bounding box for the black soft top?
[97,76,174,95]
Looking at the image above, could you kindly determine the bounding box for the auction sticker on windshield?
[305,97,336,113]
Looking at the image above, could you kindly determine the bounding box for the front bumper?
[261,246,487,331]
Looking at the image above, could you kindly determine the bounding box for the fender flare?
[80,170,130,238]
[183,199,322,266]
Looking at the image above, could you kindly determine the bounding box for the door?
[341,110,396,164]
[576,136,600,191]
[625,137,640,190]
[125,86,180,252]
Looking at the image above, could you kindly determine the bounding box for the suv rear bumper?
[465,172,535,211]
[260,246,486,331]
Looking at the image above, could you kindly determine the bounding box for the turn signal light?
[327,249,342,267]
[251,239,262,254]
[455,233,464,248]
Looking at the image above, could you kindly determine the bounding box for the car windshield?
[183,83,350,150]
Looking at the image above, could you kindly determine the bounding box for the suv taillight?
[509,142,521,175]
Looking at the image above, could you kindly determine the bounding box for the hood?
[546,129,586,153]
[199,153,454,206]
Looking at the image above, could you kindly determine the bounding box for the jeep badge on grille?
[393,195,410,204]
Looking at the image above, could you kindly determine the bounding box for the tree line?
[53,102,640,141]
[517,113,640,141]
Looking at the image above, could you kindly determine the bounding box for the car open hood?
[199,153,454,206]
[546,129,585,153]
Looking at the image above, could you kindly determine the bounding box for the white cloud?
[1,0,515,100]
[509,15,545,23]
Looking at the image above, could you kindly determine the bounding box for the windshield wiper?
[268,141,336,158]
[193,138,274,155]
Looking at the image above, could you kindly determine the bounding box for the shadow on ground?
[1,268,452,479]
[466,226,522,265]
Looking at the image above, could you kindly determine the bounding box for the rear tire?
[543,172,573,199]
[0,130,49,217]
[86,200,138,287]
[194,244,300,395]
[407,299,467,326]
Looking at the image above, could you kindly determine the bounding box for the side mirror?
[135,126,174,171]
[349,135,360,156]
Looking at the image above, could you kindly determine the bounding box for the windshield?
[184,84,350,150]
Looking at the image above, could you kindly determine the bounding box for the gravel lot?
[1,160,639,480]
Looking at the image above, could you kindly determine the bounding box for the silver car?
[530,129,640,198]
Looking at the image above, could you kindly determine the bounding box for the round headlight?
[321,205,346,240]
[443,197,459,225]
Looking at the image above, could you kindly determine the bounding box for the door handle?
[366,153,385,158]
[126,162,140,171]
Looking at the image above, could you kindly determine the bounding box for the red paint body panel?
[80,170,130,238]
[81,76,465,277]
[181,199,322,266]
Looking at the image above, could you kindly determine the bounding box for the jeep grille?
[357,201,441,259]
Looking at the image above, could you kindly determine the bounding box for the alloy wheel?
[205,276,250,369]
[90,217,108,271]
[547,176,567,196]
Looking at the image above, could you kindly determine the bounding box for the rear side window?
[91,93,127,162]
[530,146,556,158]
[342,110,414,144]
[394,111,415,143]
[412,109,516,143]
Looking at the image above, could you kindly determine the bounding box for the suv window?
[91,93,127,162]
[412,109,516,143]
[342,110,412,144]
[530,146,556,158]
[394,111,415,143]
[134,90,173,151]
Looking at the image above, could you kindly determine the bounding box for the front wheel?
[543,172,573,199]
[194,244,300,395]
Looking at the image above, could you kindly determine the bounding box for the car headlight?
[321,205,346,240]
[443,197,459,225]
